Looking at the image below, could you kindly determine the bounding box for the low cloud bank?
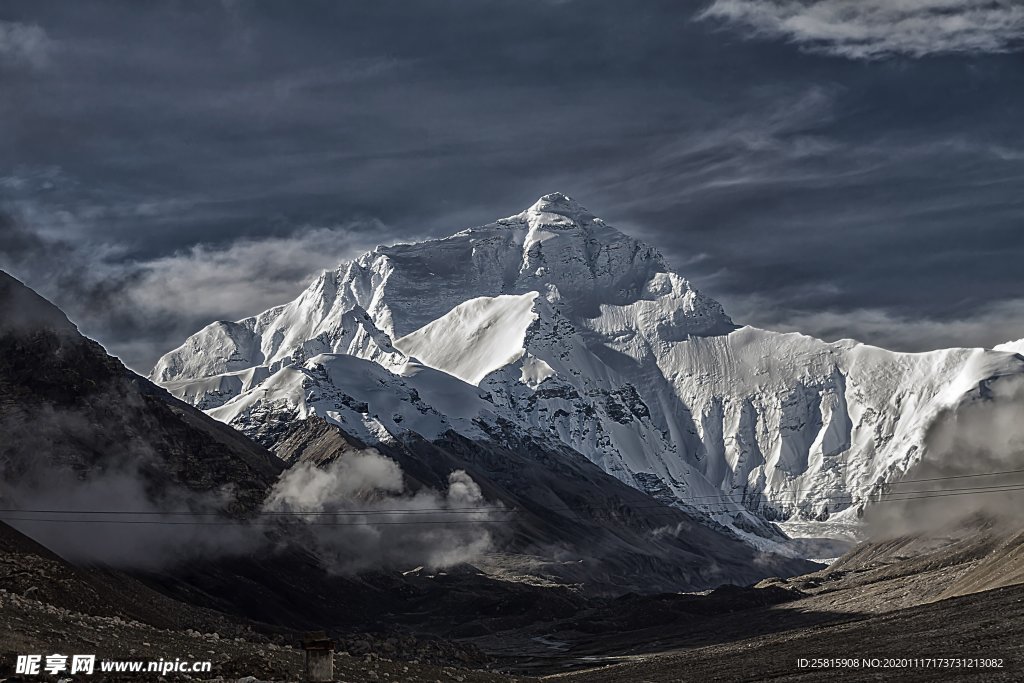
[0,452,260,570]
[865,375,1024,536]
[0,444,500,574]
[263,451,499,573]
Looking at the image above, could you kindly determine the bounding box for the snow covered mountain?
[152,193,1024,541]
[2,268,815,588]
[995,338,1024,355]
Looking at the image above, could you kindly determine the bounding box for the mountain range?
[3,197,1024,680]
[152,193,1024,548]
[0,267,811,592]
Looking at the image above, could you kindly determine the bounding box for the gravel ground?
[0,587,531,683]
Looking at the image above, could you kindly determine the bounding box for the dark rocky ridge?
[0,271,284,513]
[267,416,818,594]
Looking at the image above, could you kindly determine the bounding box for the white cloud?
[699,0,1024,59]
[0,200,394,371]
[264,450,498,573]
[0,21,52,69]
[127,224,385,324]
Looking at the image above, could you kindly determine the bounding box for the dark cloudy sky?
[2,0,1024,372]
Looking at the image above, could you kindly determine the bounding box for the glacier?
[152,193,1024,543]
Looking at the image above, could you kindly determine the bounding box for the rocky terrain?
[0,271,284,515]
[0,585,518,683]
[546,584,1024,682]
[0,520,522,682]
[3,514,1022,682]
[262,417,816,593]
[537,519,1024,681]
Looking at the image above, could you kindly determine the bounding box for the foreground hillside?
[0,522,519,683]
[0,271,284,519]
[548,584,1024,682]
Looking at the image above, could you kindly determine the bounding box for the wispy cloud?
[728,295,1024,351]
[591,85,845,215]
[698,0,1024,59]
[129,226,385,324]
[0,204,389,372]
[0,20,52,69]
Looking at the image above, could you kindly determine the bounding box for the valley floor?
[2,521,1022,682]
[544,583,1024,682]
[4,568,1021,683]
[489,523,1024,681]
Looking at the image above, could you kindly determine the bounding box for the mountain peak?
[149,197,1024,547]
[995,338,1024,355]
[524,192,594,225]
[153,196,737,389]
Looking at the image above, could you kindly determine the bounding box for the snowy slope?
[995,339,1024,355]
[206,352,507,446]
[394,293,540,385]
[152,288,406,388]
[152,193,1024,540]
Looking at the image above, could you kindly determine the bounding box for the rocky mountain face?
[268,417,817,592]
[0,271,284,513]
[153,194,1024,543]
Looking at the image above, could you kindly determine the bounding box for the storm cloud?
[2,0,1023,369]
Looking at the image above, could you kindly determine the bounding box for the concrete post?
[302,631,335,683]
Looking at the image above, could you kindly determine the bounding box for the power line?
[1,485,1022,526]
[0,506,508,516]
[0,516,512,527]
[0,517,523,527]
[2,479,1022,517]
